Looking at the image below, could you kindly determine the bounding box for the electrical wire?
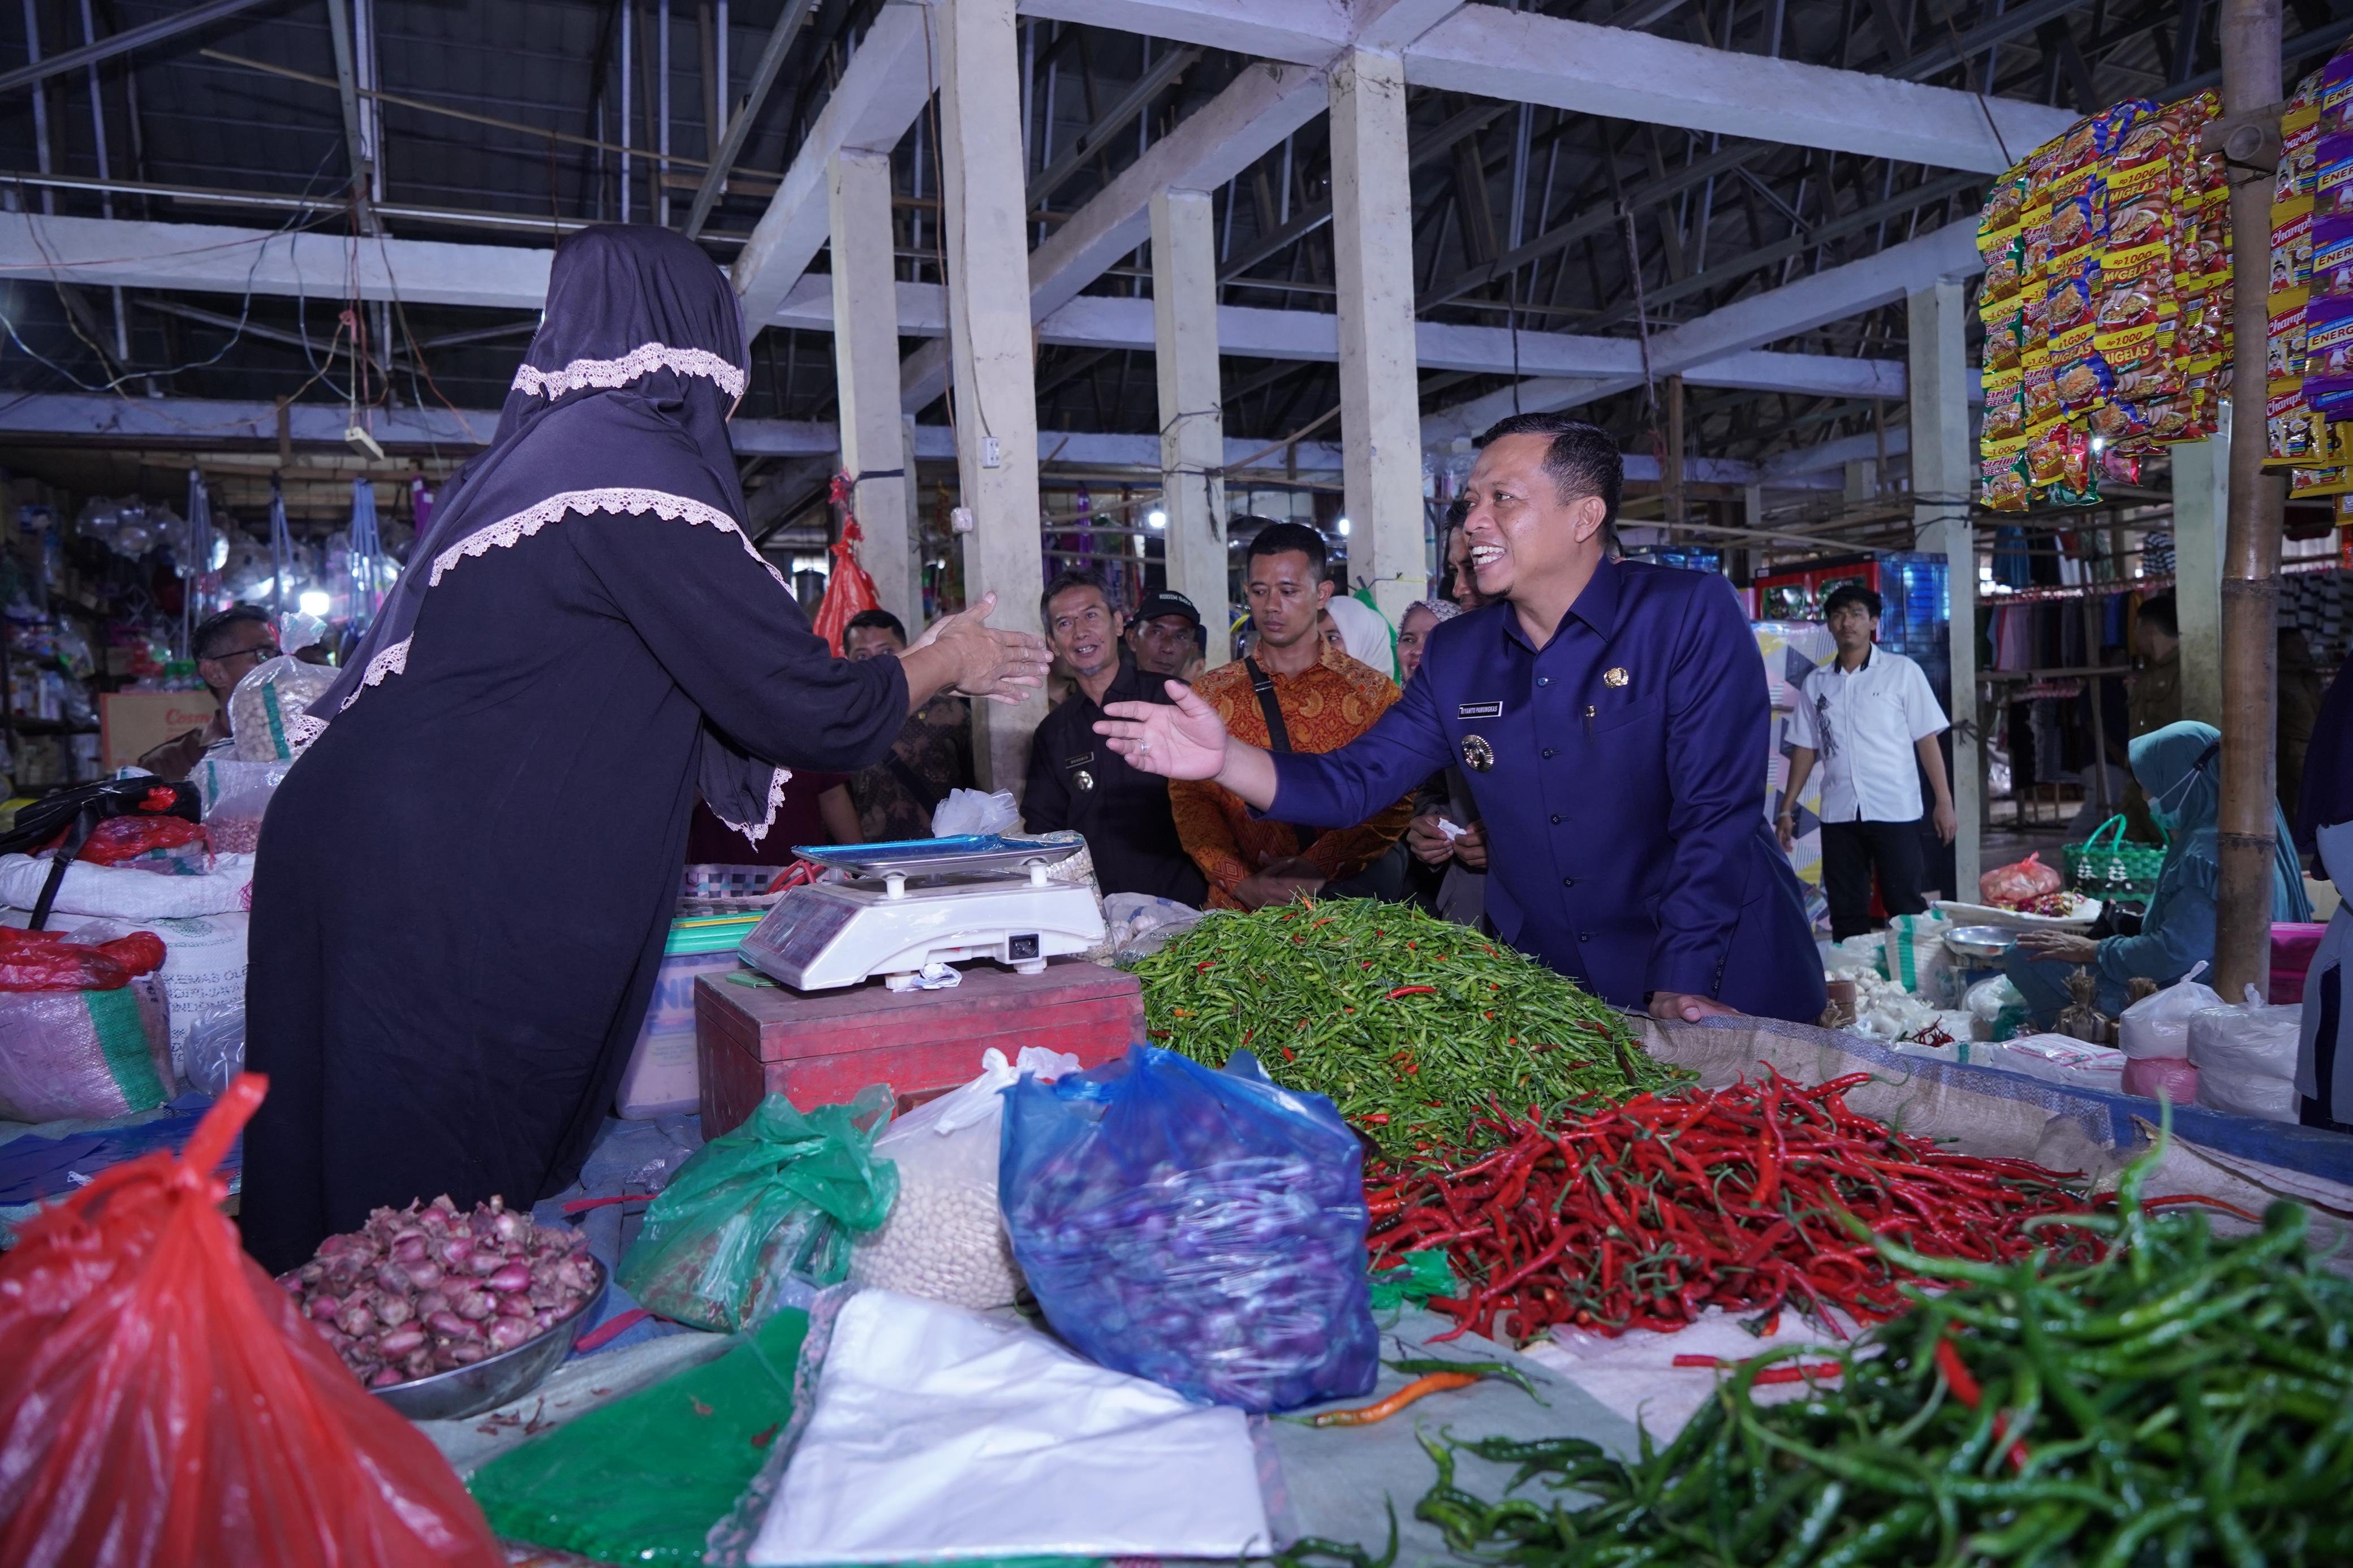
[0,141,349,396]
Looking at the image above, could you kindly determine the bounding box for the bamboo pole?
[2215,0,2287,999]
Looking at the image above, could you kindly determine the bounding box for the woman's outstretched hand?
[914,592,1052,705]
[1097,681,1233,780]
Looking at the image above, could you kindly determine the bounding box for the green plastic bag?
[1367,1247,1458,1312]
[617,1088,897,1331]
[469,1308,809,1565]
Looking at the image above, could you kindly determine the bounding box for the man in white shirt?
[1776,585,1958,940]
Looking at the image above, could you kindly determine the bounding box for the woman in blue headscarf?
[2005,720,2311,1027]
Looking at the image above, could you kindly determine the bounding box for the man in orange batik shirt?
[1170,520,1413,909]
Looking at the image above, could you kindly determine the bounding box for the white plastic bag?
[2118,961,2224,1060]
[749,1290,1270,1566]
[847,1046,1080,1309]
[0,852,253,919]
[2187,991,2303,1080]
[1880,912,1955,1004]
[1989,1034,2128,1090]
[930,788,1020,838]
[2195,1066,2300,1122]
[227,655,338,761]
[183,1005,245,1098]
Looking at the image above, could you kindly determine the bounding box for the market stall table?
[694,958,1144,1136]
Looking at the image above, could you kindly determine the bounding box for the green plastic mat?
[469,1310,811,1566]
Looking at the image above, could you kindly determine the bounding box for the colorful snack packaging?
[2316,132,2353,219]
[2047,269,2099,356]
[2315,214,2353,297]
[1979,433,2032,512]
[2270,383,2321,467]
[2022,361,2062,429]
[2055,349,2115,415]
[2281,109,2323,207]
[1981,296,2027,372]
[1980,366,2027,442]
[2272,288,2312,385]
[2322,50,2353,134]
[2052,422,2101,508]
[2303,295,2353,416]
[2047,186,2105,277]
[2274,201,2317,291]
[2026,420,2070,491]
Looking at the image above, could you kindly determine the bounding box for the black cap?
[1131,590,1203,629]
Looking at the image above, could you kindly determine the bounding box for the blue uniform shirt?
[1263,558,1826,1023]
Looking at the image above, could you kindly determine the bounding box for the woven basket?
[2063,815,2167,904]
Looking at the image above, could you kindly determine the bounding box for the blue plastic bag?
[999,1045,1377,1413]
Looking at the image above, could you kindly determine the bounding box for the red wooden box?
[695,957,1145,1137]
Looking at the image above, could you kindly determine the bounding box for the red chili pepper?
[1281,1046,1296,1061]
[1386,985,1438,999]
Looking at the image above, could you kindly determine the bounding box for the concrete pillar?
[1328,47,1423,625]
[936,0,1045,789]
[828,149,920,629]
[1842,459,1878,504]
[2169,426,2228,730]
[1909,280,1979,898]
[1150,187,1230,667]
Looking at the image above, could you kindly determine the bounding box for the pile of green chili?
[1131,899,1681,1157]
[1293,1132,2353,1567]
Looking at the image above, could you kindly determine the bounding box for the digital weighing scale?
[736,836,1106,991]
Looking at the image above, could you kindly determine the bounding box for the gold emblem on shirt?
[1461,735,1496,773]
[1074,770,1096,792]
[1604,667,1630,688]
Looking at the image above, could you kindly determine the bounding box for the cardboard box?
[695,957,1144,1138]
[101,691,218,771]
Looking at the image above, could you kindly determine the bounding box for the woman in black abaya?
[240,226,1046,1273]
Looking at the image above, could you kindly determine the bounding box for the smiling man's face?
[1459,432,1608,605]
[1046,582,1122,682]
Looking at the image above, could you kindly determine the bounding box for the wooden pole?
[2215,0,2286,999]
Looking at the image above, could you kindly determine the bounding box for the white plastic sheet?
[749,1290,1272,1565]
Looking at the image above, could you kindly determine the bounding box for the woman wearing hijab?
[2004,720,2311,1028]
[239,227,1047,1272]
[1321,594,1395,677]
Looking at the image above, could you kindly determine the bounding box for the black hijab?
[308,224,795,838]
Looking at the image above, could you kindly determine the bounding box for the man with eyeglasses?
[137,604,281,780]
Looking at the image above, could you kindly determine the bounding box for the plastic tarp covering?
[743,1289,1272,1564]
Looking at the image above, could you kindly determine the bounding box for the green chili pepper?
[1130,898,1680,1156]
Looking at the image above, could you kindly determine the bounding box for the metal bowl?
[1944,925,2020,962]
[369,1256,608,1423]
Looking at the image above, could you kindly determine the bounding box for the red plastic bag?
[0,1075,505,1568]
[1979,851,2063,908]
[810,472,883,656]
[71,815,209,866]
[0,927,165,991]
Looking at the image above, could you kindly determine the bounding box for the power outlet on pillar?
[950,507,976,534]
[981,437,1002,469]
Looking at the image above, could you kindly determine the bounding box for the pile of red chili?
[1365,1071,2106,1345]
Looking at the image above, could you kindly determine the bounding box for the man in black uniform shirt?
[1024,572,1209,903]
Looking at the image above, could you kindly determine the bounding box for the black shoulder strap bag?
[1243,656,1317,849]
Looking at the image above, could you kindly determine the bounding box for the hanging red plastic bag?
[0,1074,505,1568]
[810,470,884,656]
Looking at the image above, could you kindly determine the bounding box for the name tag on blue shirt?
[1456,700,1503,719]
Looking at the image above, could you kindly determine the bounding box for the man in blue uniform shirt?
[1098,413,1824,1025]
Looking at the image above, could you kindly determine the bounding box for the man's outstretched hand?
[1097,681,1233,780]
